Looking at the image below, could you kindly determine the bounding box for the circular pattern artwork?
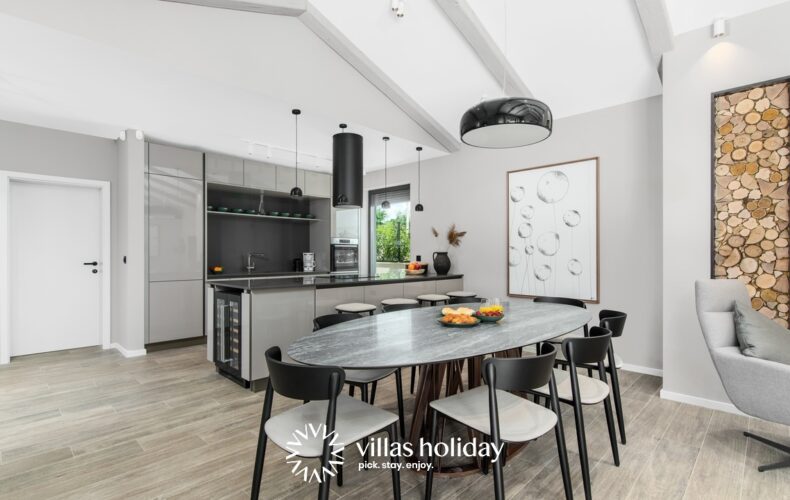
[537,171,569,204]
[568,258,583,276]
[534,264,552,281]
[563,210,581,227]
[510,186,525,203]
[508,245,521,267]
[517,223,533,239]
[524,243,534,255]
[537,232,560,256]
[520,205,535,219]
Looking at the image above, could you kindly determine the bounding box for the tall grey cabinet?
[147,143,205,344]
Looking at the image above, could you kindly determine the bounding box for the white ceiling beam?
[299,4,460,153]
[160,0,306,16]
[434,0,532,98]
[634,0,674,65]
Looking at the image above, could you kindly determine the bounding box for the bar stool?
[381,297,419,309]
[446,290,477,299]
[382,302,421,313]
[416,294,450,306]
[448,297,485,305]
[335,303,376,315]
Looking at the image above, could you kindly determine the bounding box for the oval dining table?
[287,301,592,475]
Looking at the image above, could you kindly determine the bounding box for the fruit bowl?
[474,312,504,323]
[406,268,426,275]
[437,315,480,328]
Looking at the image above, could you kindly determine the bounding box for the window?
[369,185,410,276]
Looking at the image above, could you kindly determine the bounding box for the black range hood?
[332,124,363,208]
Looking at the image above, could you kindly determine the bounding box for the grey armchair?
[695,279,790,471]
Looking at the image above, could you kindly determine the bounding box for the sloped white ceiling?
[0,0,445,170]
[665,0,790,35]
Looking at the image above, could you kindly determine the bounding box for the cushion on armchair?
[733,301,790,365]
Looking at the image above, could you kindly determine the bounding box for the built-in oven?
[330,238,359,275]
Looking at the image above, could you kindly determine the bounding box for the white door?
[9,181,102,356]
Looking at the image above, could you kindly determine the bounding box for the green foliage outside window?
[375,207,410,263]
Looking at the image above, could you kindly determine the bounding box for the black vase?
[433,251,451,275]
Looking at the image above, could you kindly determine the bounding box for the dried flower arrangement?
[432,224,467,250]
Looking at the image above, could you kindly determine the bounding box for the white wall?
[115,131,146,354]
[364,96,663,372]
[662,2,790,406]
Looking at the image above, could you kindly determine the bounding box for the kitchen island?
[207,272,463,389]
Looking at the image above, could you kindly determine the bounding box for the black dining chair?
[424,343,572,500]
[533,296,591,376]
[382,302,421,313]
[313,313,406,438]
[531,327,619,500]
[448,297,486,304]
[251,347,401,500]
[552,310,628,445]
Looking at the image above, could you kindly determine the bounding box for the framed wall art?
[507,157,599,302]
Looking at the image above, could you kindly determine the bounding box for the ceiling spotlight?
[391,0,399,11]
[712,18,727,38]
[247,142,254,156]
[396,0,405,18]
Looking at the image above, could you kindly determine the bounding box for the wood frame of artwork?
[506,157,600,303]
[711,76,790,325]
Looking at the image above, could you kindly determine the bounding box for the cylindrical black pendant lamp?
[332,124,363,208]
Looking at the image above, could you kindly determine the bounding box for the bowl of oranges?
[475,303,505,322]
[405,261,427,275]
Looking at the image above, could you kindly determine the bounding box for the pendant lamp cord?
[502,0,508,95]
[417,149,421,203]
[294,112,298,186]
[384,139,388,201]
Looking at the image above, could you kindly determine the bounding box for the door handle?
[83,261,98,266]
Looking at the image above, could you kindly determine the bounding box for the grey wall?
[662,2,790,406]
[0,119,127,348]
[364,96,663,371]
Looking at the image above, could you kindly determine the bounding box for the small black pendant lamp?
[381,136,390,209]
[289,109,303,198]
[414,146,424,212]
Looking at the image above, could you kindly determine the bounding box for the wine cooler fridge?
[212,288,250,387]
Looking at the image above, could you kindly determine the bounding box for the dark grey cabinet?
[304,171,331,198]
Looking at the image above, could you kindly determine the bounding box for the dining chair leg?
[336,449,343,487]
[603,394,620,466]
[491,436,505,500]
[361,384,370,462]
[569,379,592,500]
[387,423,402,500]
[394,368,406,438]
[349,385,355,397]
[424,408,439,500]
[251,385,273,500]
[608,347,626,444]
[410,366,416,394]
[550,393,573,499]
[370,381,378,405]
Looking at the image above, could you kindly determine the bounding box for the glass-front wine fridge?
[213,289,249,387]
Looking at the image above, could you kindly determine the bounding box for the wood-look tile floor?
[0,345,788,499]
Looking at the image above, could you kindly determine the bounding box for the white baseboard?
[621,363,663,377]
[109,343,147,358]
[660,389,746,416]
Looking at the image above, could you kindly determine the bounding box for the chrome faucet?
[246,252,266,272]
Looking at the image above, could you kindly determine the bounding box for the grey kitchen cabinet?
[148,280,204,343]
[436,278,464,295]
[315,286,364,317]
[275,165,305,193]
[332,207,360,238]
[148,174,204,281]
[206,153,244,185]
[304,171,331,198]
[363,283,404,313]
[404,280,437,299]
[243,160,277,190]
[148,143,203,180]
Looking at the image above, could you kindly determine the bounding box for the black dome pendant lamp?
[381,136,390,209]
[414,146,424,212]
[459,0,552,148]
[289,108,303,198]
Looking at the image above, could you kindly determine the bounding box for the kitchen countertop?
[206,270,329,281]
[209,271,464,291]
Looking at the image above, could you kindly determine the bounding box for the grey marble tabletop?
[287,302,592,369]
